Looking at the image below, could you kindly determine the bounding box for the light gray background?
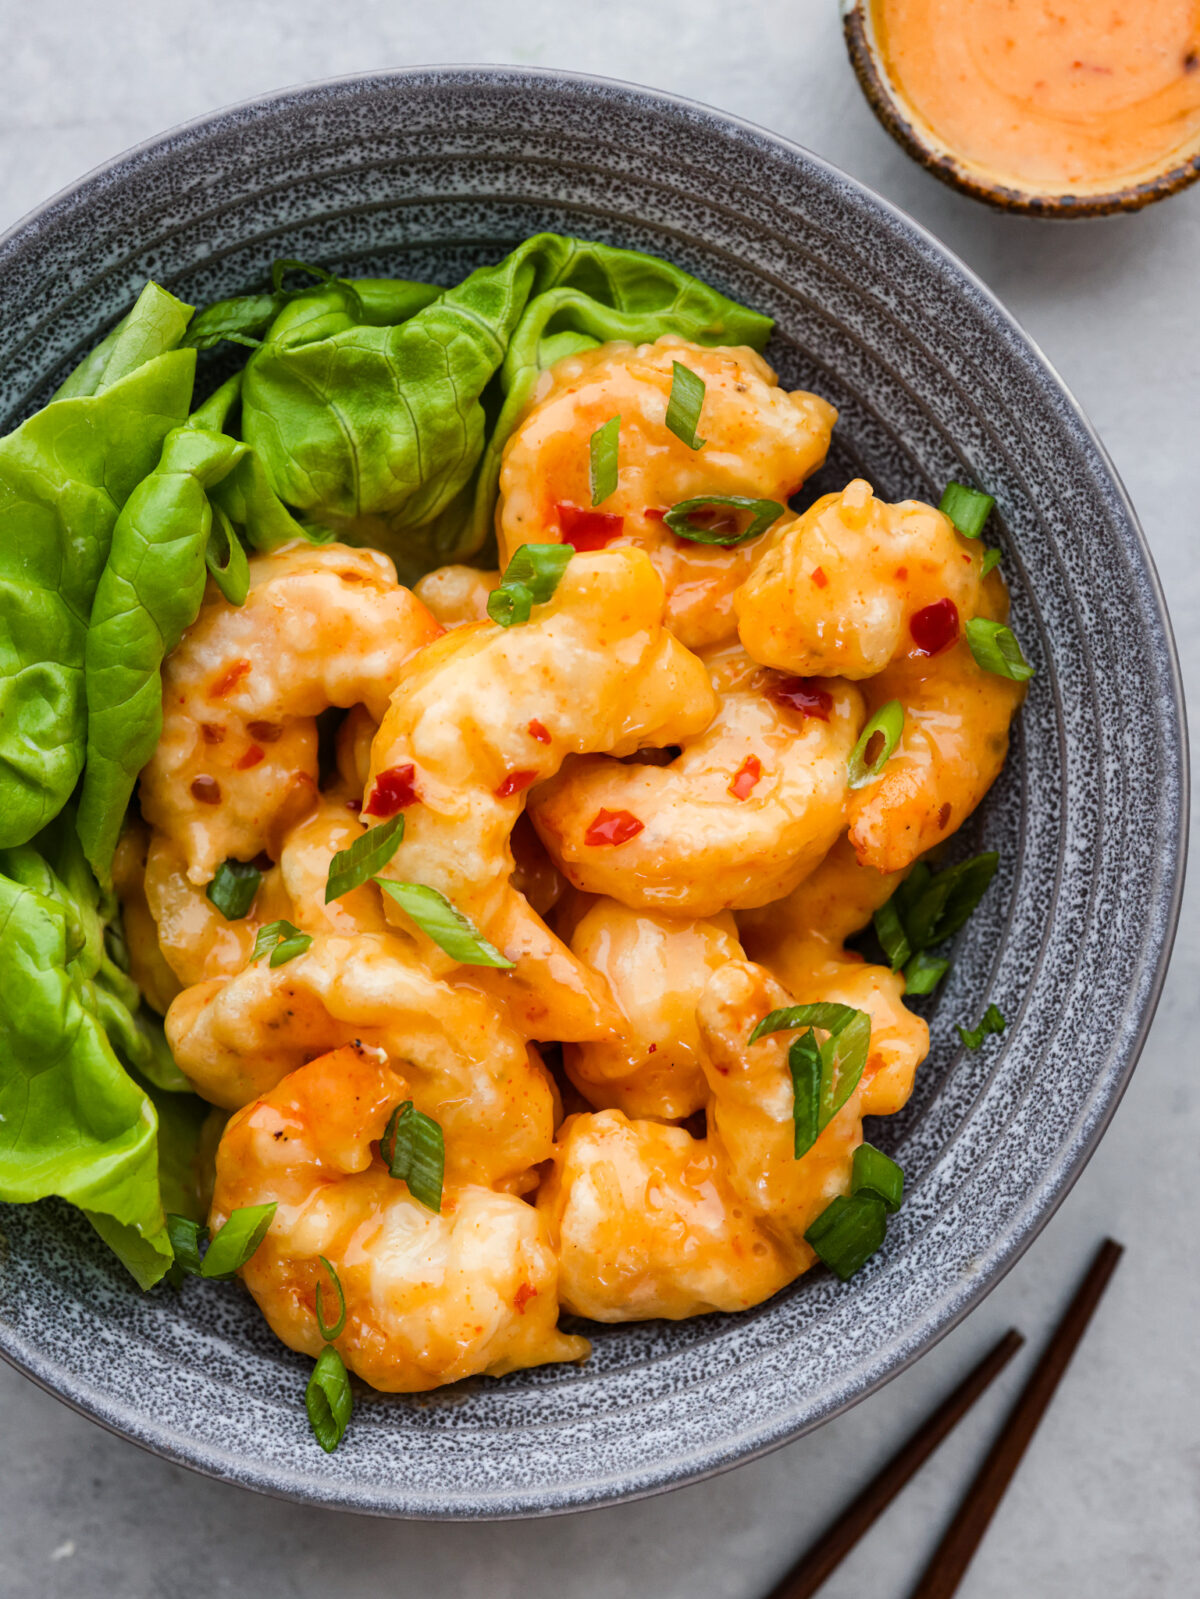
[0,3,1195,1596]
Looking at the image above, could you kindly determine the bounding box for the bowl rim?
[0,62,1189,1518]
[841,0,1200,218]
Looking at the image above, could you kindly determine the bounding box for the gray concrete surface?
[0,3,1196,1595]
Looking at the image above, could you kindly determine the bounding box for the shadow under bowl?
[843,1,1200,218]
[0,65,1187,1518]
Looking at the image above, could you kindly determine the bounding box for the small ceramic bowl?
[0,67,1187,1518]
[843,0,1200,217]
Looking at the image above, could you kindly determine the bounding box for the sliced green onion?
[306,1344,353,1453]
[375,879,513,969]
[251,919,313,968]
[488,543,573,627]
[665,361,707,450]
[965,618,1035,682]
[589,415,620,506]
[753,1003,872,1154]
[981,546,1003,577]
[957,1002,1007,1051]
[873,896,912,972]
[166,1214,206,1286]
[206,858,261,921]
[847,701,905,789]
[200,1202,277,1280]
[205,505,250,606]
[324,813,405,903]
[902,949,949,996]
[939,481,995,540]
[381,1100,445,1213]
[805,1193,888,1281]
[663,495,785,547]
[852,1143,905,1213]
[902,852,1000,951]
[819,1009,872,1125]
[315,1254,346,1341]
[750,1002,861,1044]
[788,1030,822,1158]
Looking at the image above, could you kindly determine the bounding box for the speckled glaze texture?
[0,68,1186,1519]
[842,2,1200,217]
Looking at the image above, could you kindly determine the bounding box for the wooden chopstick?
[765,1328,1025,1599]
[908,1237,1124,1599]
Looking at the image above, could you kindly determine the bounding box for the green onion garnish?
[981,546,1003,577]
[847,700,905,789]
[205,505,250,606]
[165,1214,205,1285]
[894,852,1000,957]
[804,1193,888,1281]
[381,1100,445,1213]
[751,1002,872,1155]
[315,1254,347,1341]
[375,879,514,969]
[939,481,995,540]
[957,1002,1007,1051]
[200,1202,277,1280]
[851,1143,904,1213]
[902,949,949,996]
[662,495,786,546]
[487,543,573,628]
[872,896,912,971]
[206,859,262,921]
[788,1030,822,1158]
[589,415,620,506]
[665,361,707,449]
[251,919,313,968]
[306,1344,353,1453]
[965,618,1035,682]
[324,813,405,903]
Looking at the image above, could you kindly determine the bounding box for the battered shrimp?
[363,547,716,1039]
[564,898,745,1119]
[498,338,837,649]
[541,961,864,1321]
[734,479,986,678]
[140,543,441,885]
[527,647,863,915]
[166,933,556,1190]
[413,565,499,628]
[739,837,929,1117]
[846,587,1026,873]
[211,1046,588,1393]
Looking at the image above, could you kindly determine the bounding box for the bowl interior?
[0,68,1185,1517]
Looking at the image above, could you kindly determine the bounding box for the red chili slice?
[643,507,666,523]
[910,598,960,656]
[557,502,625,552]
[236,744,265,770]
[495,769,538,799]
[769,676,833,721]
[514,1282,538,1315]
[247,719,283,743]
[208,659,251,699]
[584,808,645,847]
[364,763,419,817]
[527,718,551,744]
[811,567,829,589]
[728,754,762,800]
[190,775,221,805]
[200,722,225,745]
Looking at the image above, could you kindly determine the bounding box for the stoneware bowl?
[842,0,1200,218]
[0,67,1186,1518]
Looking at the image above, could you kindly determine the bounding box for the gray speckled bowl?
[0,67,1187,1519]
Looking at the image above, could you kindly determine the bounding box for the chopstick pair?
[767,1238,1123,1599]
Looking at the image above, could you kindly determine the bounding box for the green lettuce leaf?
[0,283,196,848]
[239,236,771,579]
[0,813,202,1288]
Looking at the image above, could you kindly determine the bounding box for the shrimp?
[362,547,716,1039]
[140,543,442,886]
[846,586,1026,873]
[734,479,987,679]
[540,960,865,1321]
[739,837,928,1117]
[166,932,556,1191]
[211,1046,588,1393]
[413,565,499,628]
[527,647,863,916]
[563,898,745,1120]
[498,337,837,649]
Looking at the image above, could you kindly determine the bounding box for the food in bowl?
[0,235,1032,1452]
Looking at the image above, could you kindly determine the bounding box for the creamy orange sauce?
[871,0,1200,194]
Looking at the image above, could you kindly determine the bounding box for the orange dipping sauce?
[871,0,1200,195]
